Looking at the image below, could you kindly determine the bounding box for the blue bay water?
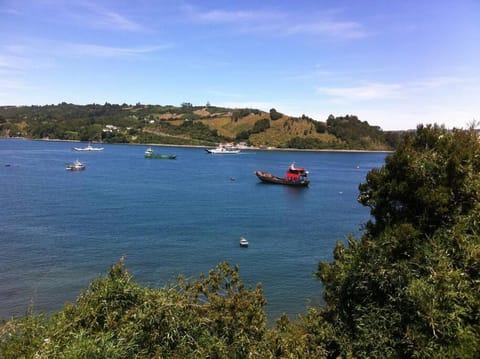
[0,139,387,320]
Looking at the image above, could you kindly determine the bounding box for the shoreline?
[1,136,393,154]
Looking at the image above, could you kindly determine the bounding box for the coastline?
[1,136,393,153]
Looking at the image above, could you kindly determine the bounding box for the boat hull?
[255,170,309,187]
[72,145,104,151]
[205,146,240,154]
[73,148,103,151]
[145,154,176,159]
[206,150,240,154]
[66,164,85,171]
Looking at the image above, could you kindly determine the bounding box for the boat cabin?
[285,164,308,182]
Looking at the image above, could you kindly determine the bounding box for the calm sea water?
[0,139,387,320]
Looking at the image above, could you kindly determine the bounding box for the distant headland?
[0,103,404,151]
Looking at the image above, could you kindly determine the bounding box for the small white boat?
[66,159,85,171]
[206,145,240,154]
[72,144,104,151]
[239,237,249,247]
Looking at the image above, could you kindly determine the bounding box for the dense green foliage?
[0,103,225,146]
[232,108,262,122]
[236,118,271,140]
[318,124,480,357]
[269,108,283,121]
[3,124,477,358]
[287,136,343,150]
[0,262,335,358]
[1,262,267,358]
[326,114,387,149]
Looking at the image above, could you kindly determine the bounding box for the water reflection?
[284,185,309,198]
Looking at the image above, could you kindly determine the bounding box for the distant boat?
[72,144,104,151]
[206,145,240,154]
[255,163,309,187]
[144,147,177,159]
[66,159,85,171]
[239,237,249,247]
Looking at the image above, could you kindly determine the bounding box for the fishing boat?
[144,147,177,159]
[72,144,104,151]
[255,163,309,187]
[205,145,240,154]
[239,237,249,247]
[66,159,85,171]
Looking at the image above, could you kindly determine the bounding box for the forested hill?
[0,103,400,150]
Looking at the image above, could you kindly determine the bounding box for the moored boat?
[206,145,240,154]
[255,163,309,186]
[72,144,104,151]
[239,237,249,247]
[144,147,177,159]
[66,159,85,171]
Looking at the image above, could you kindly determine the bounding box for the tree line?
[0,103,402,150]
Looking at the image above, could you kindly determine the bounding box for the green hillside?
[0,103,397,150]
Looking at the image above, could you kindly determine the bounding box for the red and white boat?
[255,163,309,187]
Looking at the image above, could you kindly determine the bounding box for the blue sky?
[1,0,479,130]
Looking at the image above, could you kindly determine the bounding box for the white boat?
[66,159,85,171]
[239,237,249,247]
[72,144,104,151]
[206,145,240,154]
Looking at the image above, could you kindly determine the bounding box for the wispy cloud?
[3,1,145,32]
[0,6,21,15]
[88,7,143,31]
[95,10,143,31]
[318,82,403,101]
[285,20,367,39]
[0,78,32,90]
[0,54,32,71]
[316,75,477,104]
[412,76,467,90]
[181,4,368,39]
[65,43,172,57]
[192,8,276,24]
[60,1,145,32]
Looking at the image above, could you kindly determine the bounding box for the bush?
[317,124,480,357]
